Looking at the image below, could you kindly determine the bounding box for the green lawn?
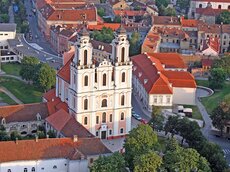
[0,77,43,103]
[0,92,17,105]
[1,63,22,76]
[196,80,209,87]
[196,79,230,114]
[184,105,203,120]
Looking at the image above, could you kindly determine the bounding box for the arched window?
[121,112,124,120]
[84,75,88,86]
[228,5,230,10]
[120,128,124,134]
[102,112,106,123]
[218,5,221,9]
[199,4,202,8]
[24,168,28,172]
[84,99,88,110]
[103,74,106,86]
[101,99,107,107]
[7,169,11,172]
[84,117,88,125]
[122,72,125,82]
[121,47,125,62]
[84,50,87,65]
[121,95,125,106]
[32,167,35,172]
[109,114,112,122]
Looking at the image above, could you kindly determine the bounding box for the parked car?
[133,113,142,121]
[140,119,148,124]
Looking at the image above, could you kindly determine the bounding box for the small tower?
[73,26,93,66]
[111,25,130,63]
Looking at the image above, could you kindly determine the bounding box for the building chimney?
[73,135,78,142]
[35,135,38,142]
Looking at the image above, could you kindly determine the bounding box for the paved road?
[24,0,57,56]
[0,87,23,104]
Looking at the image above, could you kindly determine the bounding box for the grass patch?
[201,82,230,114]
[0,77,43,103]
[1,63,22,76]
[184,105,203,120]
[0,92,17,105]
[196,80,209,87]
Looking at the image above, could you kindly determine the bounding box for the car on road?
[133,113,142,121]
[140,119,148,124]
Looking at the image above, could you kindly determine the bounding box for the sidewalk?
[0,87,23,104]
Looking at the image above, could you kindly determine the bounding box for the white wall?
[0,158,88,172]
[0,31,16,48]
[172,87,196,105]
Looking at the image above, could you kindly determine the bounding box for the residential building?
[53,26,132,139]
[0,23,16,50]
[188,0,230,18]
[108,0,130,10]
[132,53,196,113]
[0,103,49,136]
[0,137,111,172]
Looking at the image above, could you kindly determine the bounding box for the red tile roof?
[0,137,111,162]
[88,23,121,31]
[47,97,68,115]
[0,103,49,123]
[114,10,145,17]
[149,53,187,69]
[91,40,112,54]
[152,16,180,26]
[196,7,224,16]
[192,0,230,2]
[46,109,94,138]
[57,55,74,84]
[181,17,198,27]
[162,71,197,88]
[202,59,213,67]
[43,88,56,102]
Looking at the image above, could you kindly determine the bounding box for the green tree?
[213,55,230,77]
[114,15,121,23]
[164,139,211,172]
[156,0,169,8]
[10,131,22,140]
[0,14,9,23]
[129,31,141,56]
[97,7,105,17]
[164,115,180,137]
[133,151,162,172]
[91,27,114,43]
[124,124,158,170]
[164,7,177,16]
[37,63,56,91]
[151,106,164,131]
[216,11,230,24]
[20,56,40,81]
[198,141,228,172]
[90,152,126,172]
[176,0,190,10]
[211,96,230,136]
[0,130,10,141]
[209,68,226,89]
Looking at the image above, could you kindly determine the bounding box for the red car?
[141,119,148,124]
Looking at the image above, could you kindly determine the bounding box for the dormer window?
[36,113,41,121]
[144,79,148,84]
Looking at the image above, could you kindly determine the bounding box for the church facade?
[55,27,132,139]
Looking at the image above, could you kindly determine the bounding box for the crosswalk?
[223,149,230,154]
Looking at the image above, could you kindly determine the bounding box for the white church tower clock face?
[67,25,132,139]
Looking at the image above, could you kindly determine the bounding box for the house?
[188,0,230,18]
[200,36,220,56]
[0,23,16,51]
[109,0,130,10]
[0,103,49,136]
[47,26,132,140]
[132,53,196,113]
[0,137,111,172]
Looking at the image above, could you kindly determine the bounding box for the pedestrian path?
[0,87,23,104]
[223,149,230,155]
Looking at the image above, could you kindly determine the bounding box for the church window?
[84,117,88,125]
[53,166,57,169]
[84,50,87,65]
[120,128,124,134]
[102,112,106,123]
[228,5,230,10]
[84,75,88,86]
[32,167,35,172]
[24,168,28,172]
[121,95,125,106]
[101,99,107,107]
[103,74,106,86]
[122,72,125,82]
[84,99,88,110]
[218,5,221,9]
[73,74,76,85]
[121,113,124,120]
[95,69,97,83]
[96,116,99,124]
[109,114,112,122]
[121,47,125,62]
[199,4,202,8]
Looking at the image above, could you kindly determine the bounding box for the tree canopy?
[129,31,141,56]
[209,67,226,89]
[216,11,230,24]
[91,27,114,43]
[90,152,126,172]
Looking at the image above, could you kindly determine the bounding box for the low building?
[0,137,111,172]
[132,53,196,113]
[0,23,16,51]
[108,0,130,10]
[0,103,49,136]
[0,50,18,63]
